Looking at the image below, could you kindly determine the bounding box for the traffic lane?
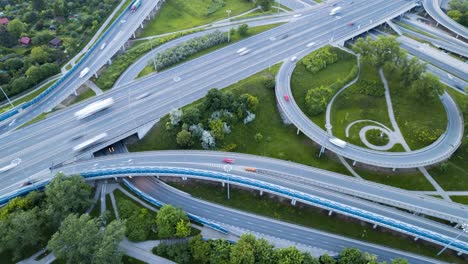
[129,177,444,264]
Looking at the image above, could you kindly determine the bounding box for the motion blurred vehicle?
[347,22,355,26]
[244,167,257,172]
[223,158,235,163]
[236,47,247,54]
[284,95,290,101]
[329,6,341,15]
[290,56,297,62]
[239,49,251,56]
[73,133,108,152]
[329,137,347,148]
[74,98,114,120]
[79,67,90,78]
[136,92,151,100]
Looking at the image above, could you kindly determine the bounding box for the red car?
[223,158,235,163]
[284,95,290,101]
[347,22,355,26]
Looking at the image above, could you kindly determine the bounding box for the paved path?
[379,69,451,201]
[120,239,176,264]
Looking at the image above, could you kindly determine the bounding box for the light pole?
[226,9,232,42]
[437,223,467,256]
[224,165,232,200]
[149,39,157,71]
[0,85,14,108]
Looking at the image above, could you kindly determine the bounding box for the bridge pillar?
[182,177,187,180]
[259,190,263,196]
[291,199,296,206]
[373,224,377,229]
[222,182,225,187]
[318,146,325,158]
[328,210,333,216]
[74,89,78,96]
[94,73,98,79]
[140,23,144,29]
[121,45,126,52]
[108,59,112,65]
[455,34,459,39]
[457,252,463,256]
[414,237,419,241]
[392,168,396,172]
[132,32,136,39]
[454,223,460,228]
[352,161,357,166]
[296,128,300,135]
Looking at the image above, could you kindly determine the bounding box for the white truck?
[74,98,114,120]
[329,6,341,16]
[73,133,108,152]
[79,67,90,78]
[329,137,347,148]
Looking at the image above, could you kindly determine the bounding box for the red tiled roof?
[0,17,9,25]
[20,37,31,44]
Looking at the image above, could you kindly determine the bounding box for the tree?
[305,86,333,115]
[338,248,364,264]
[181,107,201,125]
[254,238,276,263]
[156,205,190,238]
[209,119,226,141]
[320,254,337,264]
[410,73,444,100]
[32,0,46,11]
[126,208,154,241]
[7,19,24,38]
[189,235,211,264]
[264,77,275,89]
[448,10,462,22]
[399,57,426,86]
[169,108,183,126]
[4,58,24,72]
[204,88,224,112]
[176,130,193,148]
[30,46,51,64]
[238,24,249,36]
[230,234,256,264]
[254,132,263,142]
[353,36,404,68]
[275,246,304,264]
[0,208,44,260]
[175,219,191,238]
[48,214,125,264]
[258,0,274,11]
[44,174,92,228]
[0,27,17,48]
[209,239,231,264]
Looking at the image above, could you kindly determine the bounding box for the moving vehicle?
[306,42,316,47]
[100,43,107,50]
[284,95,290,101]
[136,92,151,100]
[290,56,297,62]
[130,0,142,13]
[329,6,341,16]
[244,167,257,172]
[20,181,32,187]
[237,47,248,54]
[73,133,108,152]
[239,49,250,56]
[329,137,347,148]
[293,14,302,18]
[223,158,235,163]
[347,22,355,26]
[79,67,90,78]
[0,163,18,173]
[74,98,114,120]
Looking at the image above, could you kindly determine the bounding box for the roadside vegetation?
[0,0,120,102]
[140,0,257,36]
[154,231,409,264]
[129,65,351,175]
[166,180,460,263]
[446,0,468,27]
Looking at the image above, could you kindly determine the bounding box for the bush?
[356,79,384,97]
[153,31,228,71]
[305,86,333,116]
[302,46,338,74]
[365,129,389,146]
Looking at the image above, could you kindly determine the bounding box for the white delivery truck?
[329,6,341,16]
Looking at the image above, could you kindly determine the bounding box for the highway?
[422,0,468,39]
[128,177,446,264]
[0,0,425,198]
[0,0,162,131]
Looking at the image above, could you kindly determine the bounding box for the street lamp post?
[149,39,157,71]
[226,10,232,42]
[437,223,467,256]
[0,85,14,108]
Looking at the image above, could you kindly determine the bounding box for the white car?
[236,47,248,54]
[100,42,107,50]
[293,14,302,18]
[239,49,251,56]
[290,56,297,62]
[306,42,316,47]
[136,92,151,100]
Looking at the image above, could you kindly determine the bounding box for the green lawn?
[428,88,467,191]
[18,113,47,129]
[167,180,464,263]
[451,196,468,205]
[138,23,283,78]
[129,65,350,175]
[291,46,357,130]
[356,168,435,191]
[73,88,96,105]
[331,63,392,148]
[386,70,447,150]
[141,0,256,36]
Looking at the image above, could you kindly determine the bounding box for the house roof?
[20,37,31,44]
[0,17,9,25]
[49,37,62,46]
